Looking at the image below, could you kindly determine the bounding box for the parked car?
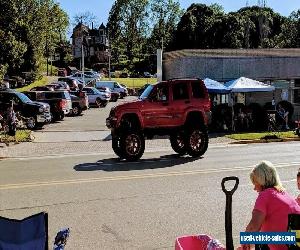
[30,86,54,91]
[106,78,211,161]
[144,72,153,78]
[58,77,79,91]
[82,87,110,107]
[69,90,89,115]
[23,91,72,121]
[95,81,128,98]
[71,72,99,85]
[83,71,101,79]
[9,76,25,88]
[95,86,120,102]
[46,82,70,91]
[58,68,67,77]
[0,89,51,129]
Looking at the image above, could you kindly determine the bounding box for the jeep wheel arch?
[185,111,205,128]
[119,113,141,131]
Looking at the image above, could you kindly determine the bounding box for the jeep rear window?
[172,82,189,100]
[192,82,205,98]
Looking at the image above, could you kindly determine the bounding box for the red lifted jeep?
[106,78,211,161]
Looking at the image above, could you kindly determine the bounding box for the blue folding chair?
[0,212,48,250]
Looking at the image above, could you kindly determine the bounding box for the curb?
[231,137,300,144]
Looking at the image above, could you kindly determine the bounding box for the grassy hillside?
[102,78,157,88]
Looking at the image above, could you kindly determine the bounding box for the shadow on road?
[73,154,200,172]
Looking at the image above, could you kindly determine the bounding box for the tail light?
[59,99,67,109]
[79,91,85,97]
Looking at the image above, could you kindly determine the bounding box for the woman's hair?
[250,160,284,191]
[297,168,300,178]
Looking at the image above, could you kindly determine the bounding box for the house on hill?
[71,22,109,69]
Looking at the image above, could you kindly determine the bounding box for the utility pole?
[107,28,111,80]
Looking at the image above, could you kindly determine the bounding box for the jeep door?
[142,83,172,127]
[170,81,191,126]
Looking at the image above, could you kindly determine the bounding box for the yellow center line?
[0,163,297,190]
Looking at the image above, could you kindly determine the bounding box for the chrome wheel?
[125,134,141,156]
[120,132,145,161]
[186,126,208,157]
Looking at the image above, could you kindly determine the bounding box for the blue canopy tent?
[204,78,230,94]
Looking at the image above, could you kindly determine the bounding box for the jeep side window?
[172,83,189,100]
[192,82,205,99]
[151,85,168,102]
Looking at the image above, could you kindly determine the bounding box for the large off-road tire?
[170,131,187,156]
[112,135,124,158]
[185,125,208,157]
[120,131,145,161]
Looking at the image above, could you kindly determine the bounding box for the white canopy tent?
[224,77,275,131]
[225,77,275,92]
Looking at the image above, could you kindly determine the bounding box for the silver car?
[83,87,110,107]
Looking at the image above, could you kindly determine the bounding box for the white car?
[72,73,99,85]
[95,81,128,98]
[83,87,110,107]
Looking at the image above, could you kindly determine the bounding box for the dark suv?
[23,91,72,121]
[106,78,211,161]
[0,89,51,129]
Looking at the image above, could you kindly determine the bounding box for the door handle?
[185,100,190,104]
[162,102,169,106]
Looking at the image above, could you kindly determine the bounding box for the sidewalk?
[0,133,234,159]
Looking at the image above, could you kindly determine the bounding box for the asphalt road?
[1,142,300,249]
[0,94,299,249]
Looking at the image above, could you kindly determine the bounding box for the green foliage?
[0,130,32,143]
[102,77,156,88]
[0,0,69,78]
[227,131,297,140]
[108,0,182,71]
[170,4,298,50]
[16,76,47,92]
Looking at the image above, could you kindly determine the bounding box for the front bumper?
[37,113,52,123]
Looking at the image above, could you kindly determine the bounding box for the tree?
[0,0,69,77]
[147,0,182,52]
[107,0,149,62]
[171,3,225,50]
[73,11,98,28]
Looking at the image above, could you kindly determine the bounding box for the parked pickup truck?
[23,91,72,121]
[106,78,211,161]
[69,90,89,116]
[0,89,51,129]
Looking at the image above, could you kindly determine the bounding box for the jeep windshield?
[139,85,153,99]
[16,92,32,103]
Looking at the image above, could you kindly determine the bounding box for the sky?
[56,0,300,33]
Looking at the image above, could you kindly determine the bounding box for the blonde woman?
[241,161,300,250]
